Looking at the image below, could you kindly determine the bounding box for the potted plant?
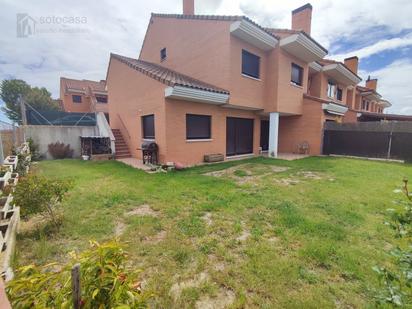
[0,166,12,184]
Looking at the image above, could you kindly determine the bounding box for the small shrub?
[374,178,412,306]
[0,165,10,177]
[48,142,74,159]
[6,240,151,308]
[15,153,29,176]
[13,175,72,227]
[27,137,40,161]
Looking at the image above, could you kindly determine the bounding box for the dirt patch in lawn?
[236,229,251,242]
[202,213,213,226]
[273,170,332,186]
[274,178,301,186]
[207,254,226,272]
[297,171,323,180]
[169,272,209,301]
[125,204,158,217]
[204,164,289,186]
[195,288,235,309]
[114,221,126,237]
[235,222,251,242]
[143,230,167,244]
[19,215,46,234]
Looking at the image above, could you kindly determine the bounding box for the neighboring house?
[60,77,110,122]
[106,0,392,165]
[354,79,391,114]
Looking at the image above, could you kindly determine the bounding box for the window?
[186,114,211,140]
[241,50,260,79]
[72,95,82,103]
[362,100,370,111]
[96,95,108,103]
[337,88,343,101]
[142,114,155,139]
[160,48,167,61]
[291,63,303,86]
[327,80,336,98]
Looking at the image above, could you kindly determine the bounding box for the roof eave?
[322,63,362,85]
[280,33,328,63]
[165,86,229,105]
[230,19,278,51]
[322,102,349,116]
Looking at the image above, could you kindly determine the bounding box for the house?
[106,0,391,166]
[59,77,110,122]
[354,77,392,114]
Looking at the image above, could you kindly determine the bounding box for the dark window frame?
[241,49,260,79]
[142,114,155,140]
[337,88,343,101]
[160,47,167,61]
[72,95,82,103]
[327,80,336,98]
[95,95,108,103]
[362,99,370,111]
[186,114,211,140]
[291,63,303,86]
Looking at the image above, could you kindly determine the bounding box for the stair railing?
[116,114,131,140]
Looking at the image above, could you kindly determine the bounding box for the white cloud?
[0,0,182,96]
[359,59,412,115]
[332,33,412,61]
[0,0,411,115]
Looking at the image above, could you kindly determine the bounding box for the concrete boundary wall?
[24,125,98,159]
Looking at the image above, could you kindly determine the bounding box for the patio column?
[268,112,279,158]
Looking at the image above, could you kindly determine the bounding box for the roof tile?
[61,78,106,94]
[111,53,229,94]
[151,13,277,39]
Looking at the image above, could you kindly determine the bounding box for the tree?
[0,79,61,123]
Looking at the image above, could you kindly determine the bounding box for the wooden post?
[19,95,27,126]
[71,263,81,309]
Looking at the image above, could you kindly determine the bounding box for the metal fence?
[323,121,412,162]
[26,110,96,126]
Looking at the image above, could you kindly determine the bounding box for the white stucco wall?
[24,125,98,159]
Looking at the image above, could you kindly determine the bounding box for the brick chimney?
[366,76,378,91]
[292,3,312,35]
[183,0,194,15]
[344,56,359,75]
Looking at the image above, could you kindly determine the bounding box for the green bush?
[13,175,72,226]
[374,178,412,306]
[27,137,40,161]
[7,240,151,308]
[15,153,30,176]
[48,142,74,159]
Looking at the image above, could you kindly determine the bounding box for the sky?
[0,0,411,122]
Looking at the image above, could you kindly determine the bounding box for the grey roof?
[111,53,229,94]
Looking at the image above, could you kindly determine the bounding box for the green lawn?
[15,157,412,308]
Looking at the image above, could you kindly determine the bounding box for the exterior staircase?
[112,129,131,158]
